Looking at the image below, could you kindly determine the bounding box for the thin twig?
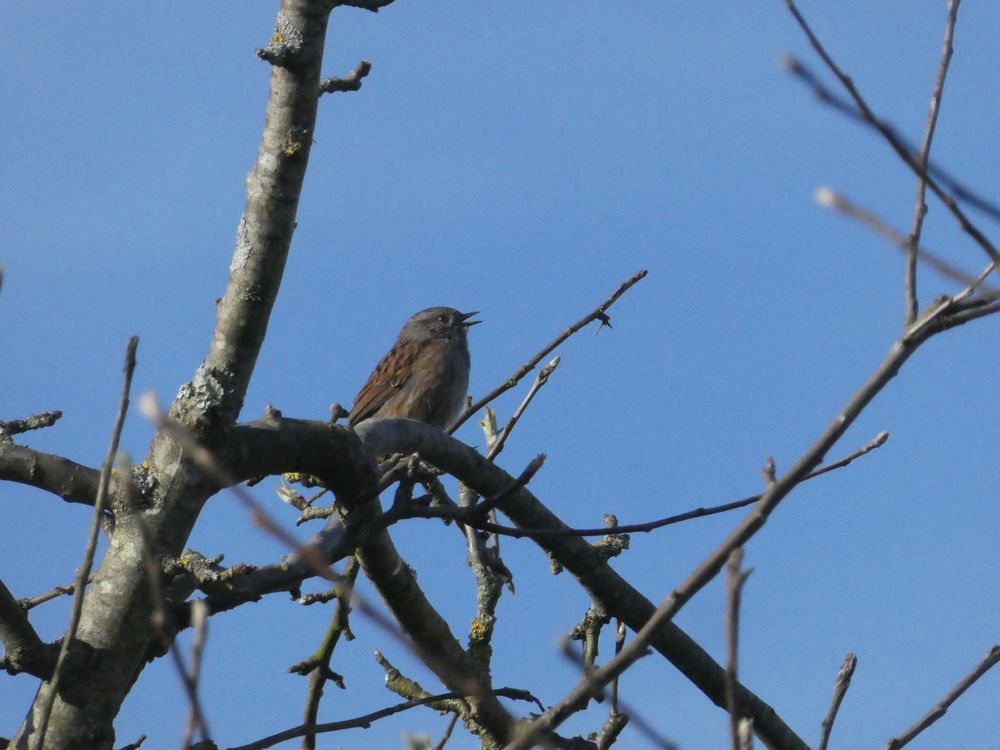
[782,54,1000,225]
[300,557,360,750]
[180,600,212,748]
[449,270,647,433]
[883,644,1000,750]
[815,188,996,290]
[487,357,560,460]
[784,0,1000,275]
[230,687,539,750]
[818,653,857,750]
[432,713,460,750]
[559,639,679,750]
[904,0,961,324]
[19,580,88,611]
[472,454,546,519]
[33,336,138,750]
[397,432,889,539]
[725,549,752,750]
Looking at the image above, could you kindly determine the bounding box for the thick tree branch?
[170,0,334,435]
[0,444,100,507]
[0,580,56,679]
[353,419,810,750]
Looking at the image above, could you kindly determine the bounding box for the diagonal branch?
[170,0,336,434]
[354,418,811,750]
[783,55,1000,225]
[784,0,1000,275]
[883,644,1000,750]
[449,270,647,433]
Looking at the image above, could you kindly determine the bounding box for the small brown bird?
[348,307,479,430]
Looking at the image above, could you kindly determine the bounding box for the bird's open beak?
[459,310,481,327]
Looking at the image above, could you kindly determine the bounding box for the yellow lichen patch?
[469,618,490,641]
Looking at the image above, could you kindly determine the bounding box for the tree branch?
[782,56,1000,224]
[0,444,100,507]
[903,0,960,324]
[0,579,57,679]
[818,653,856,750]
[784,0,1000,275]
[319,59,372,95]
[353,418,811,750]
[230,687,538,750]
[883,644,1000,750]
[0,411,63,440]
[170,0,334,434]
[33,336,138,749]
[449,270,647,433]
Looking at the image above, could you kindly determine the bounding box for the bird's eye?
[437,314,448,323]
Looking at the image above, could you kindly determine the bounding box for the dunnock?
[348,307,479,430]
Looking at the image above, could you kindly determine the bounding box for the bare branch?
[34,336,138,749]
[334,0,395,11]
[396,432,889,539]
[903,0,961,324]
[19,580,86,611]
[319,59,372,95]
[0,410,62,440]
[0,579,57,679]
[230,687,538,750]
[299,557,360,750]
[449,270,647,433]
[0,443,101,507]
[487,357,560,461]
[356,418,810,750]
[725,550,753,750]
[782,55,1000,225]
[433,713,460,750]
[179,600,212,749]
[784,0,1000,275]
[172,0,336,433]
[500,284,999,747]
[818,653,857,750]
[883,644,1000,750]
[815,188,996,291]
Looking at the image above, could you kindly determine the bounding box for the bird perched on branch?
[348,307,479,430]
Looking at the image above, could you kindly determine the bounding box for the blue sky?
[3,2,999,749]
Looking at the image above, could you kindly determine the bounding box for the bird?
[348,307,479,430]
